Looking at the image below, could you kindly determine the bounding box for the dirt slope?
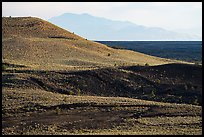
[2,17,183,71]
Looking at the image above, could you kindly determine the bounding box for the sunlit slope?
[2,17,181,70]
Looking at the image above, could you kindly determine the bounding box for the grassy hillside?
[2,17,184,71]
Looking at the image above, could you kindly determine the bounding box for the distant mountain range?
[48,13,201,41]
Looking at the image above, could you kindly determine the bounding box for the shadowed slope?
[2,63,202,105]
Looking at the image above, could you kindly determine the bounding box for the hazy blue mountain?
[48,13,200,41]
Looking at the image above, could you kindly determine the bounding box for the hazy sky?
[2,2,202,37]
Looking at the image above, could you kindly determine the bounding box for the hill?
[2,17,183,71]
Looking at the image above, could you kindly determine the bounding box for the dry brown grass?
[2,17,187,71]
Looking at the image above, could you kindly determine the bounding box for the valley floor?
[2,88,202,135]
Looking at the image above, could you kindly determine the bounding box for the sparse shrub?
[63,97,67,102]
[145,63,149,67]
[55,107,60,114]
[194,62,199,66]
[2,64,7,71]
[193,85,198,90]
[193,98,199,105]
[77,89,81,96]
[68,90,74,95]
[161,98,165,102]
[191,86,195,90]
[186,82,193,89]
[156,79,161,84]
[184,84,188,90]
[151,90,156,97]
[114,103,120,107]
[12,69,16,73]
